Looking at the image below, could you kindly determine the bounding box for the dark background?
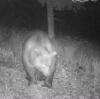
[0,0,100,42]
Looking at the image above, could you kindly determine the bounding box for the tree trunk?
[47,0,55,38]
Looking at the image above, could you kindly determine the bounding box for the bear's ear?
[50,51,57,58]
[53,51,57,56]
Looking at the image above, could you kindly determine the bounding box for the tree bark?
[47,0,55,38]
